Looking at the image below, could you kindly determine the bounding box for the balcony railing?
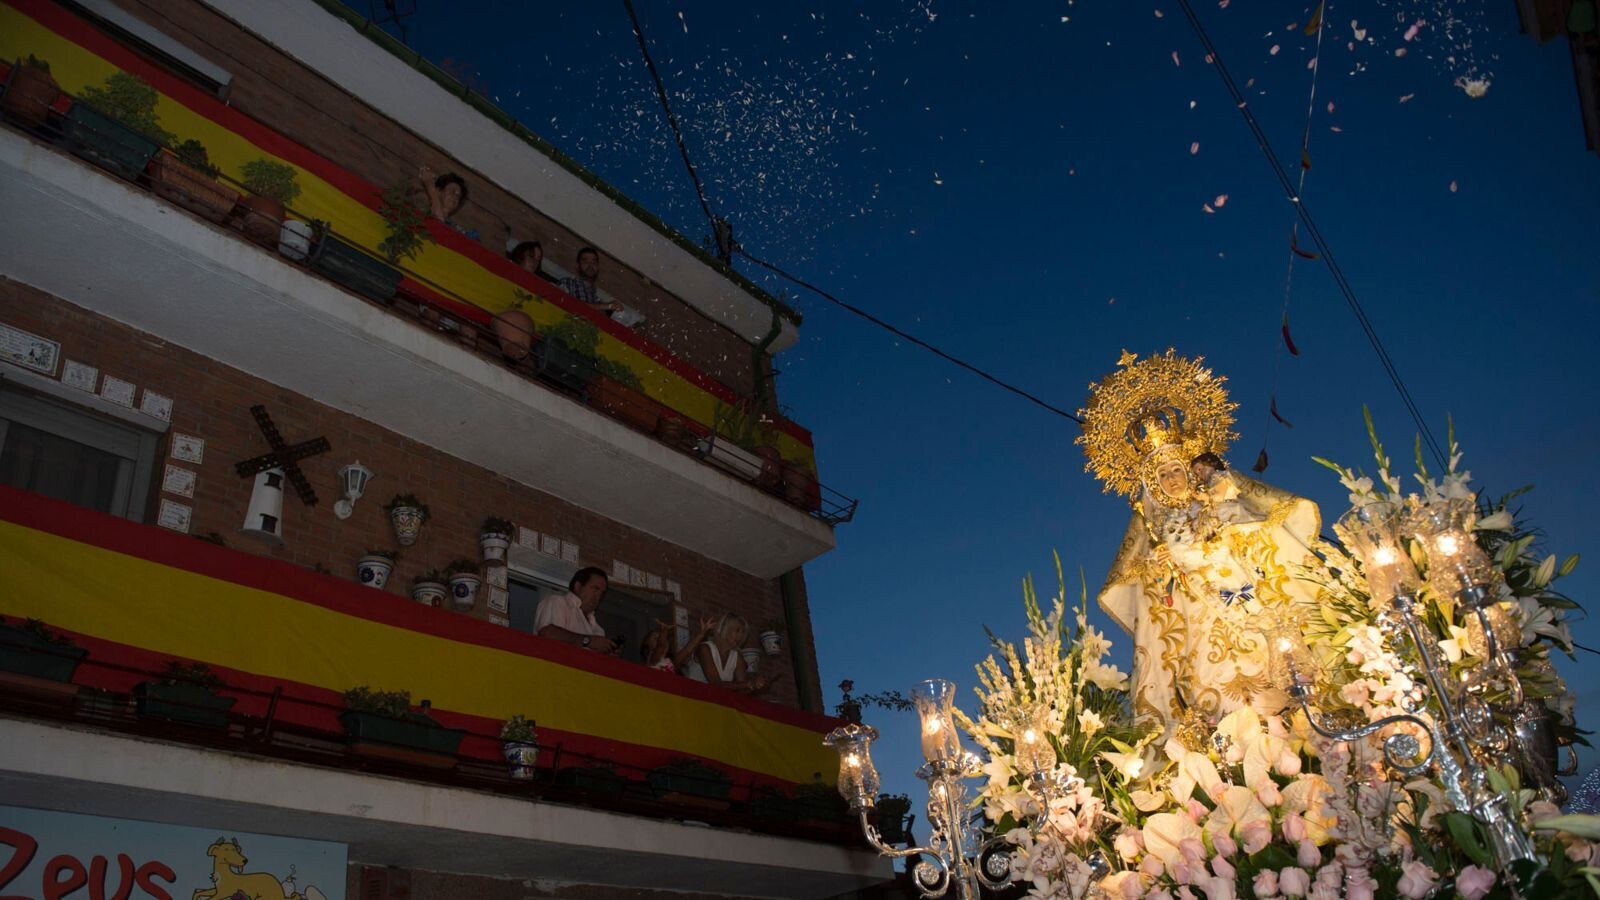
[0,48,856,525]
[0,485,871,843]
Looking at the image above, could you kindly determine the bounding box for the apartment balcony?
[0,4,855,578]
[0,486,889,897]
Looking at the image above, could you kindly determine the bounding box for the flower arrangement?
[956,422,1593,900]
[77,71,174,146]
[500,714,537,742]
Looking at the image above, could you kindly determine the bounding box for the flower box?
[534,339,596,393]
[338,709,465,756]
[695,436,764,483]
[0,623,86,683]
[647,761,731,801]
[62,102,161,182]
[134,682,236,728]
[309,234,403,303]
[555,765,627,797]
[149,153,239,224]
[586,375,661,433]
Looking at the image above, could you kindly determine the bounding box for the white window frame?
[0,377,161,520]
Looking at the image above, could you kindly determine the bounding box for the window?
[0,387,159,520]
[506,570,670,665]
[66,0,235,97]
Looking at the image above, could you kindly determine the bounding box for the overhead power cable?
[1173,0,1446,469]
[621,0,719,230]
[738,248,1086,424]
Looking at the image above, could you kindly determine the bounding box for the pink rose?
[1396,860,1438,899]
[1146,890,1174,900]
[1252,869,1279,897]
[1275,751,1303,776]
[1278,867,1310,898]
[1256,780,1283,807]
[1314,862,1342,890]
[1455,865,1495,900]
[1197,875,1236,900]
[1212,833,1238,858]
[1240,819,1273,855]
[1307,886,1339,900]
[1345,880,1375,900]
[1297,840,1321,868]
[1281,812,1308,843]
[1115,827,1146,862]
[1211,855,1236,881]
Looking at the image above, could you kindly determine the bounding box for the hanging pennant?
[1271,396,1294,428]
[1253,447,1270,473]
[1282,315,1301,356]
[1300,148,1313,171]
[1291,234,1320,260]
[1304,2,1325,36]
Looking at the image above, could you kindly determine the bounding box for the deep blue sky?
[347,1,1600,799]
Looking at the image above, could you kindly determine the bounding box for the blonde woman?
[684,614,772,694]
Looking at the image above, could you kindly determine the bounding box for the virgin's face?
[1155,460,1191,502]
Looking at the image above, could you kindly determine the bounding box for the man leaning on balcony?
[560,247,624,316]
[535,567,617,654]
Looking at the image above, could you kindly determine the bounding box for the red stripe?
[0,484,843,735]
[10,0,814,449]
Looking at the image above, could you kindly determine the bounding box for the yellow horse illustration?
[191,838,304,900]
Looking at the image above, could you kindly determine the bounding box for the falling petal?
[1404,20,1422,41]
[1399,93,1415,103]
[1395,47,1408,57]
[1213,193,1228,207]
[1269,44,1281,56]
[1449,180,1458,192]
[1326,101,1336,113]
[1189,99,1197,109]
[1203,203,1216,214]
[1155,9,1165,18]
[1190,141,1200,155]
[1172,50,1182,66]
[1330,125,1343,132]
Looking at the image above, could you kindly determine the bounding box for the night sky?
[343,1,1600,800]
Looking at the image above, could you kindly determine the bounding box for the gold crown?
[1077,349,1237,497]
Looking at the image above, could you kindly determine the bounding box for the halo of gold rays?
[1077,349,1238,497]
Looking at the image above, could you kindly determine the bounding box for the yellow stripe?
[0,520,833,782]
[0,6,815,467]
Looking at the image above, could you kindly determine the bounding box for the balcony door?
[505,569,670,665]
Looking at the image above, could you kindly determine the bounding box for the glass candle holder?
[912,678,962,763]
[1410,500,1496,604]
[1337,502,1419,602]
[824,722,881,809]
[1014,706,1056,777]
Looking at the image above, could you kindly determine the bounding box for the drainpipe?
[751,305,784,410]
[779,568,819,713]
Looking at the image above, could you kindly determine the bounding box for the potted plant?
[0,618,87,683]
[493,289,537,361]
[655,412,697,452]
[355,549,398,590]
[279,216,320,262]
[2,55,59,130]
[873,793,912,845]
[739,646,762,674]
[151,138,238,224]
[64,70,173,181]
[238,158,300,246]
[480,516,514,562]
[535,316,600,393]
[555,763,627,797]
[307,220,404,303]
[135,661,235,728]
[385,493,429,546]
[793,780,849,824]
[647,757,731,802]
[781,458,822,512]
[339,687,465,761]
[759,622,785,656]
[697,400,775,485]
[586,358,663,433]
[748,787,796,824]
[445,558,481,610]
[376,181,432,264]
[411,570,447,607]
[500,714,538,781]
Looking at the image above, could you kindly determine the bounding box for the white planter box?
[696,437,763,482]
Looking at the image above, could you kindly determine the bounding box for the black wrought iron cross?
[233,405,330,506]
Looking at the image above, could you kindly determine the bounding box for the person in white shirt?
[534,567,616,654]
[684,614,773,694]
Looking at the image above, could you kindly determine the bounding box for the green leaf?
[1311,456,1349,478]
[1532,815,1600,840]
[1441,811,1493,866]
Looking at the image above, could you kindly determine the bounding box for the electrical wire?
[621,0,719,230]
[1174,0,1446,469]
[738,247,1085,424]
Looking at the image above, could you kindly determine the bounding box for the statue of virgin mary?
[1078,351,1325,728]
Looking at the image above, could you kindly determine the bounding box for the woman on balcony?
[418,164,479,241]
[684,615,772,694]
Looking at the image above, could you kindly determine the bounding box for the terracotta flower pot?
[150,154,239,224]
[493,308,535,360]
[755,446,783,491]
[1,64,59,130]
[240,194,285,246]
